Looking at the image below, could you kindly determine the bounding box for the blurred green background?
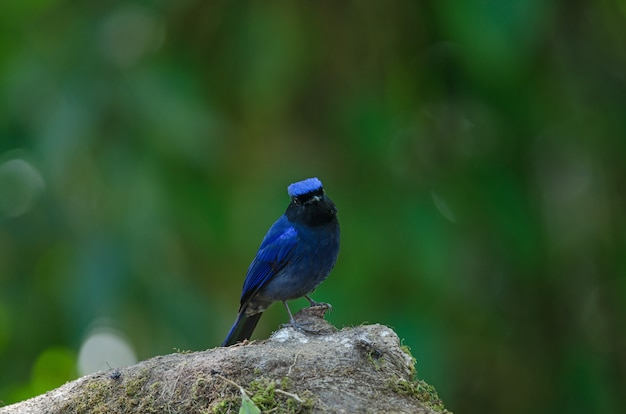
[1,1,625,412]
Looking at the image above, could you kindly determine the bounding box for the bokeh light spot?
[77,326,137,376]
[431,191,457,223]
[99,5,165,68]
[0,157,45,218]
[31,347,76,396]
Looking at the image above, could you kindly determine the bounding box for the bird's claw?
[305,297,332,312]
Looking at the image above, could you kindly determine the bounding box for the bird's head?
[286,177,337,226]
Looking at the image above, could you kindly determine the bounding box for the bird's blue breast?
[239,214,340,312]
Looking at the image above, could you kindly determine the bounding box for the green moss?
[191,376,209,400]
[58,368,166,414]
[243,377,312,413]
[58,366,315,414]
[387,377,451,414]
[400,342,418,377]
[71,380,113,414]
[369,354,384,371]
[212,398,239,414]
[248,377,276,411]
[125,372,148,397]
[148,381,163,393]
[357,340,385,371]
[280,376,293,390]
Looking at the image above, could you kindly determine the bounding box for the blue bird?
[222,177,340,346]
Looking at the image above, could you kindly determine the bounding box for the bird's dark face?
[286,188,338,227]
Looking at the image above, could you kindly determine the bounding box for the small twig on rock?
[215,374,249,396]
[216,373,304,404]
[287,351,301,376]
[275,388,304,403]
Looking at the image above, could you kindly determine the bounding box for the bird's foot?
[305,296,332,312]
[278,299,336,337]
[311,301,332,313]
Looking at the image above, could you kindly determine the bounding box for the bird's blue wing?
[240,215,299,305]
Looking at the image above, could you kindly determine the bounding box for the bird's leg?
[282,300,298,327]
[305,295,332,312]
[281,300,317,331]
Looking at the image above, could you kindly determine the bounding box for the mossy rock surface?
[0,306,451,413]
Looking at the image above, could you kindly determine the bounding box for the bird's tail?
[221,312,262,347]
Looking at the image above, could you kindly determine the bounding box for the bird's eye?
[293,198,301,205]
